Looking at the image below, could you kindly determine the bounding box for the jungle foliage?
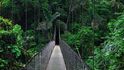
[0,17,24,69]
[0,0,124,70]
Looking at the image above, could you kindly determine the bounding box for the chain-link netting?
[22,41,55,70]
[60,40,90,70]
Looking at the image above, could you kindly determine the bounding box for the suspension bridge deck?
[46,45,66,70]
[24,41,90,70]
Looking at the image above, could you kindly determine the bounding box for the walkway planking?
[46,45,66,70]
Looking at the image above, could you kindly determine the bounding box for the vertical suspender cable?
[24,0,28,68]
[33,0,36,70]
[9,0,14,69]
[92,0,95,69]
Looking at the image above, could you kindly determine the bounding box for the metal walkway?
[46,45,66,70]
[23,41,90,70]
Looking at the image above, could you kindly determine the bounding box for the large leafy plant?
[87,13,124,70]
[62,23,94,59]
[0,17,24,69]
[104,14,124,70]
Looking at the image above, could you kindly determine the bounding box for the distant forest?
[0,0,124,70]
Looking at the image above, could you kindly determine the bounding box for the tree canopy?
[0,0,124,70]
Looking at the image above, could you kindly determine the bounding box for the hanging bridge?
[22,24,90,70]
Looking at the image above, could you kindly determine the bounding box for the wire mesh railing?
[22,41,55,70]
[60,40,90,70]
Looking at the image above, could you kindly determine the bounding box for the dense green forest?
[0,0,124,70]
